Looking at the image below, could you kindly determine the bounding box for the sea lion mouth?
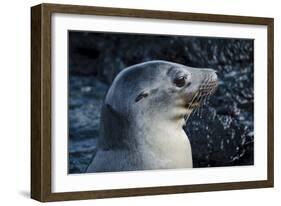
[183,78,218,122]
[185,83,218,109]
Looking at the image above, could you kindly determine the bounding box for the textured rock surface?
[68,32,254,173]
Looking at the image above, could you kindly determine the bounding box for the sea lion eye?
[174,76,186,87]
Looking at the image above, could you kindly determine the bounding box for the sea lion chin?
[86,60,218,173]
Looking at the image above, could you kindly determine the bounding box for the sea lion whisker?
[185,72,217,120]
[189,76,210,118]
[191,91,204,116]
[187,90,200,110]
[184,90,201,121]
[196,75,213,116]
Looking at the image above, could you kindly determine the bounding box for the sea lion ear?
[135,90,149,102]
[135,88,159,102]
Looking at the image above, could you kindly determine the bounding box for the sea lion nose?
[201,68,218,83]
[199,69,218,95]
[209,70,218,83]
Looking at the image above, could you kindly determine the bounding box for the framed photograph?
[31,3,274,202]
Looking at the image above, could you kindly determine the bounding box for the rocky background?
[68,31,254,173]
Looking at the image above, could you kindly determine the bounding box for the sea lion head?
[104,60,218,128]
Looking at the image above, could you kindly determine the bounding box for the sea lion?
[86,60,218,172]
